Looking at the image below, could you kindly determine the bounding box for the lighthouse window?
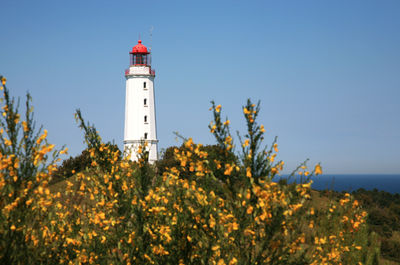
[144,116,147,123]
[144,98,147,106]
[143,82,147,88]
[144,133,148,139]
[136,55,143,64]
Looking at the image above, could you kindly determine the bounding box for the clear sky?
[1,0,399,174]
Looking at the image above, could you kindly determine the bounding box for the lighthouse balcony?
[125,66,155,76]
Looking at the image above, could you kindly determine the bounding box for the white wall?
[124,65,158,163]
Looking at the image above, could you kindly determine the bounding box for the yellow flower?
[244,228,255,236]
[185,138,194,148]
[22,121,29,132]
[10,225,16,231]
[223,119,230,126]
[1,77,6,85]
[260,125,265,133]
[36,130,48,145]
[353,221,361,229]
[246,167,252,177]
[217,259,226,265]
[245,190,251,200]
[215,105,221,113]
[210,124,216,133]
[314,164,322,175]
[269,154,276,162]
[212,245,220,251]
[60,148,68,155]
[229,258,238,265]
[209,216,216,228]
[273,143,278,152]
[26,199,33,206]
[224,164,233,175]
[122,181,128,192]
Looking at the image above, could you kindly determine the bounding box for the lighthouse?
[124,40,158,163]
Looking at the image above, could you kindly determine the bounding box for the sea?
[275,174,400,194]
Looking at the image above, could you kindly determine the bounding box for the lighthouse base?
[123,140,158,164]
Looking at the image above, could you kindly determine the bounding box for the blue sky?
[1,0,399,174]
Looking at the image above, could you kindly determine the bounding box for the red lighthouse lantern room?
[130,40,150,66]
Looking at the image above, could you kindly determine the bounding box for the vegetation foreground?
[0,75,381,264]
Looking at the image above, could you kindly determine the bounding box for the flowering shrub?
[0,75,379,264]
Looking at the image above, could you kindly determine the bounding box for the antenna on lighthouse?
[149,26,154,51]
[149,26,154,65]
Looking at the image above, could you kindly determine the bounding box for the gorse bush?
[0,75,380,264]
[0,76,65,263]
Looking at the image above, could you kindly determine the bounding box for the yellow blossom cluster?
[0,79,377,264]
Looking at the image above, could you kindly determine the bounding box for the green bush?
[381,239,400,262]
[0,75,380,264]
[51,149,91,183]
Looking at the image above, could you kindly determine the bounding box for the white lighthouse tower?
[124,40,158,163]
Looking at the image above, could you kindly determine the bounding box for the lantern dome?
[130,40,149,54]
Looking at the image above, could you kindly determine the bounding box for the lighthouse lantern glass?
[130,54,149,66]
